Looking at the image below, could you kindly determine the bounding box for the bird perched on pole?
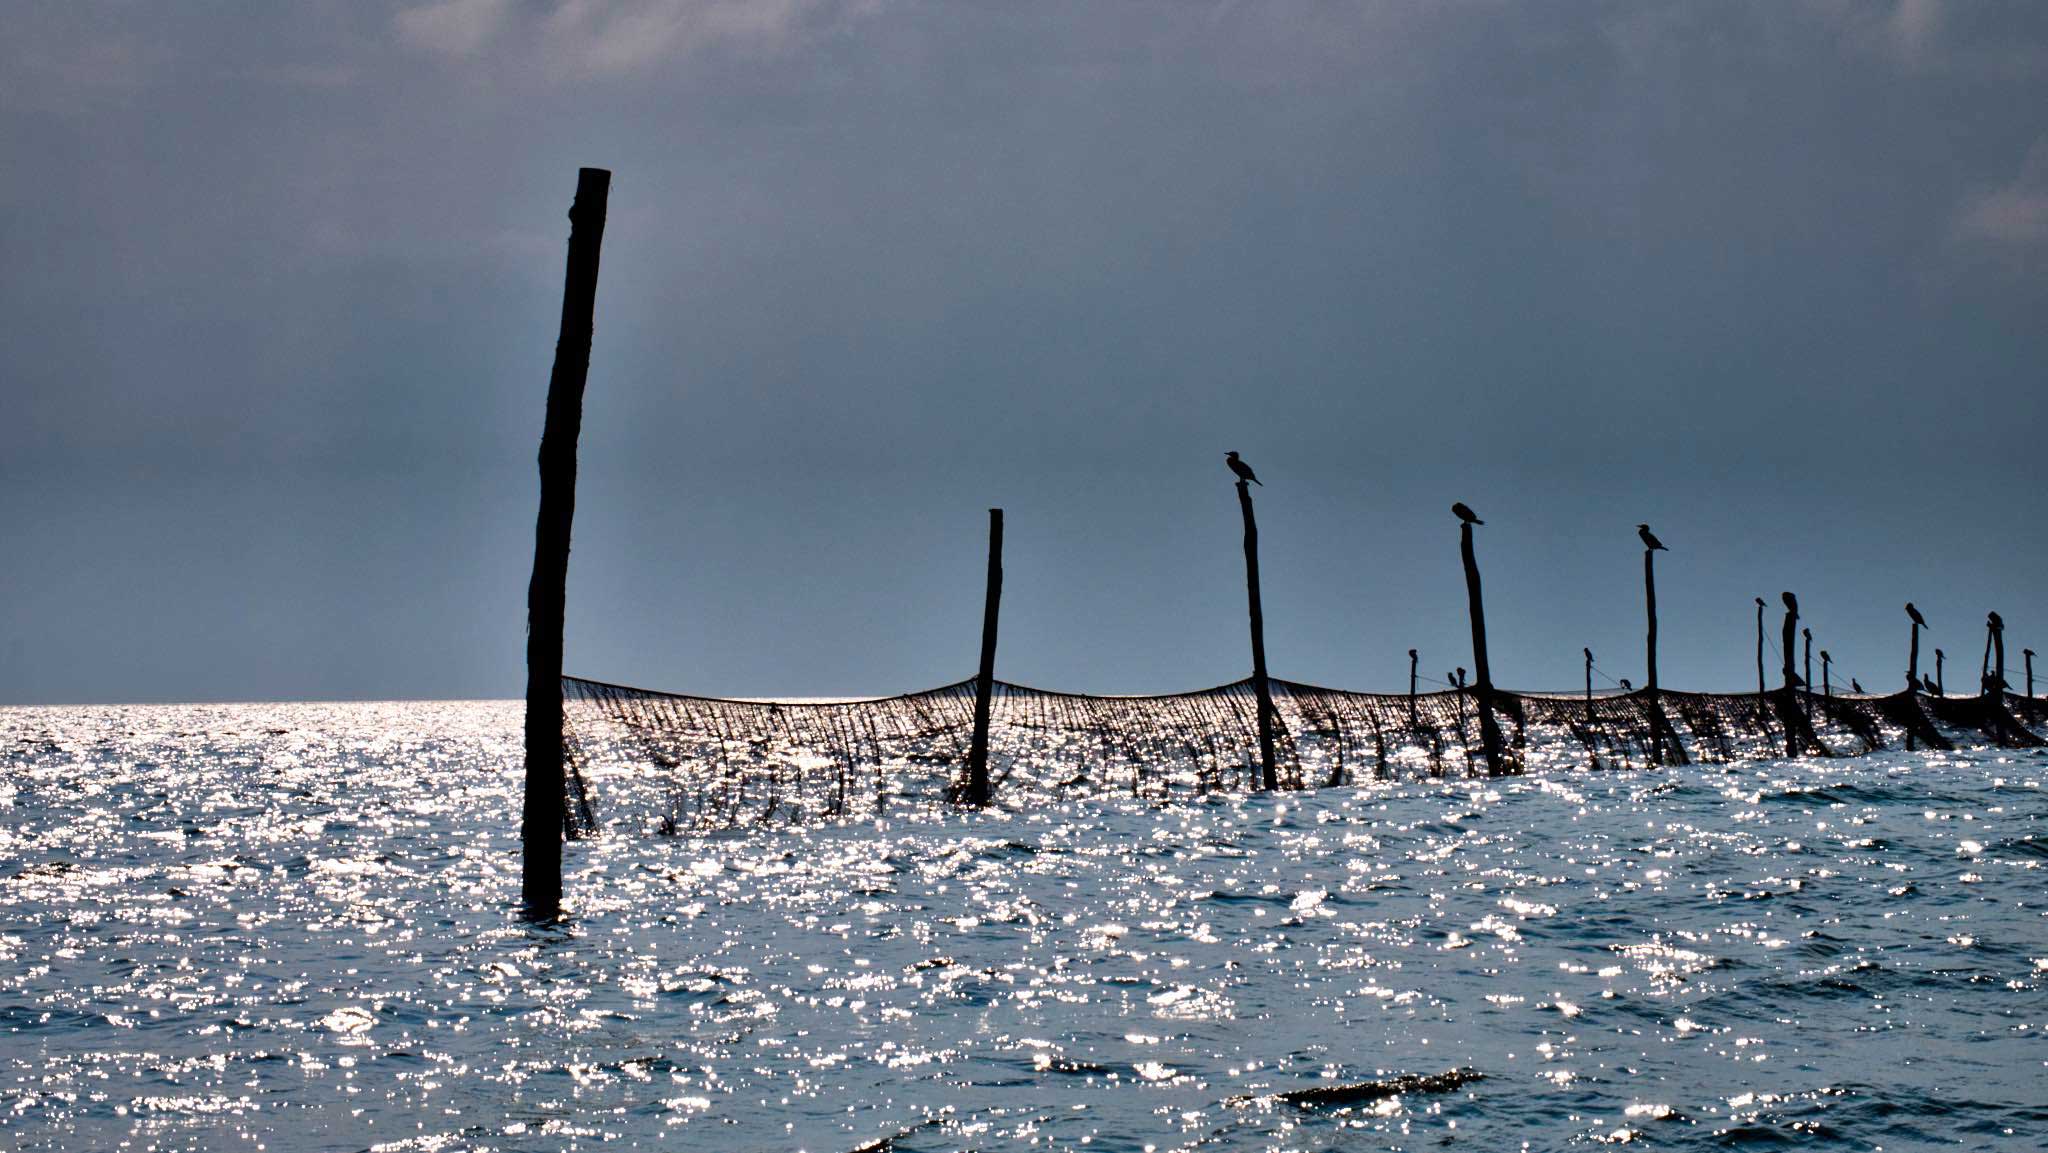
[1906,603,1926,629]
[1452,502,1482,525]
[1637,524,1667,551]
[1851,678,1864,693]
[1224,451,1261,486]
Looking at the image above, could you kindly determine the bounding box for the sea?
[3,701,2045,1152]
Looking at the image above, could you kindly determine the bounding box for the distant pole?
[1984,612,2005,698]
[1779,592,1800,757]
[1907,608,1923,691]
[1821,650,1832,698]
[2027,649,2036,698]
[1755,598,1767,697]
[1643,551,1660,694]
[963,509,1003,806]
[523,166,611,920]
[1407,648,1419,726]
[1802,627,1813,709]
[1236,480,1277,791]
[1584,647,1594,705]
[1936,649,1945,696]
[1780,593,1799,691]
[1456,514,1507,774]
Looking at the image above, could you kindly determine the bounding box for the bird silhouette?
[1851,678,1865,693]
[1224,451,1261,486]
[1619,678,1633,691]
[1906,602,1926,629]
[1781,590,1799,615]
[1922,673,1940,695]
[1988,611,2003,630]
[1452,502,1482,525]
[1636,523,1667,551]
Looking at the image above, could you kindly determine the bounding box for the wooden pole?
[1458,520,1507,775]
[1936,649,1945,696]
[963,509,1003,806]
[1907,615,1921,691]
[1755,598,1766,697]
[523,167,611,920]
[1643,551,1659,694]
[1236,480,1277,790]
[1985,612,2005,698]
[1400,647,1417,724]
[1780,592,1800,758]
[1584,647,1593,707]
[1780,593,1798,690]
[2027,649,2035,698]
[1821,650,1832,698]
[1802,626,1813,719]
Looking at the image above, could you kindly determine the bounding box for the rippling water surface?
[4,701,2047,1152]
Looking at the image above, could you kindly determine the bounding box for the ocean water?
[3,702,2046,1153]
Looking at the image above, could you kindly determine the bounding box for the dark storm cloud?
[3,1,2046,703]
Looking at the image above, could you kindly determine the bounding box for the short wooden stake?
[523,167,611,920]
[963,509,1003,806]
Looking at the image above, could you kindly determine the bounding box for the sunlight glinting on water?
[3,701,2046,1151]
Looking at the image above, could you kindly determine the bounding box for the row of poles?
[517,169,2032,918]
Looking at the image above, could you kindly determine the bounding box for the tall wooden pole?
[1821,650,1832,698]
[2026,649,2035,698]
[1458,520,1506,775]
[1936,649,1945,696]
[524,167,610,920]
[963,509,1003,806]
[1643,551,1659,694]
[1236,481,1278,790]
[1584,647,1594,706]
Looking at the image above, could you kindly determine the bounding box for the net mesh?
[560,676,2046,834]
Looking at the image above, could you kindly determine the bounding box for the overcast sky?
[3,1,2046,704]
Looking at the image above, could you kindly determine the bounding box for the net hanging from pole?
[560,675,2046,835]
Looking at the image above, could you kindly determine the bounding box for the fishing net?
[559,675,2045,834]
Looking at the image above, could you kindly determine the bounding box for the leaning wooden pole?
[963,509,1003,806]
[1236,481,1278,791]
[1457,519,1507,775]
[523,167,610,920]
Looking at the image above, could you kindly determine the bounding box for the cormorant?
[1851,678,1865,693]
[1452,502,1482,525]
[1781,590,1799,615]
[1906,603,1926,629]
[1224,451,1261,486]
[1636,524,1667,551]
